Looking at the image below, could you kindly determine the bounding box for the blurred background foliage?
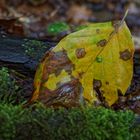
[0,0,140,40]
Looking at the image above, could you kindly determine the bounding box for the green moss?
[22,39,48,60]
[0,67,22,104]
[47,21,70,35]
[0,103,139,140]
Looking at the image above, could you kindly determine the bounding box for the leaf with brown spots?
[75,48,86,59]
[31,21,134,107]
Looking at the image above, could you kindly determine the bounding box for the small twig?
[109,9,129,40]
[119,9,129,27]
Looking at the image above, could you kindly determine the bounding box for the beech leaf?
[30,21,134,107]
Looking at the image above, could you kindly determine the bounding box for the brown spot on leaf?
[111,21,120,30]
[93,79,102,89]
[75,48,86,59]
[106,81,109,85]
[38,78,84,107]
[96,29,100,34]
[120,49,132,61]
[42,50,75,81]
[78,72,84,79]
[97,39,107,47]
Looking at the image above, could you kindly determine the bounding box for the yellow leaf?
[30,21,134,107]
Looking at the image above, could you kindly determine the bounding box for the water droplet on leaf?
[96,56,103,63]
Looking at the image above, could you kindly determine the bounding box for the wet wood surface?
[0,34,56,76]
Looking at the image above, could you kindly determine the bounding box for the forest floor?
[0,0,140,113]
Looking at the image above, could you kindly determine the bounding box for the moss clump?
[0,67,21,104]
[0,103,139,140]
[47,21,70,35]
[22,39,48,60]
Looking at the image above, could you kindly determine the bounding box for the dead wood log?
[0,34,56,76]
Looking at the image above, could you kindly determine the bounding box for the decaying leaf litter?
[0,0,140,113]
